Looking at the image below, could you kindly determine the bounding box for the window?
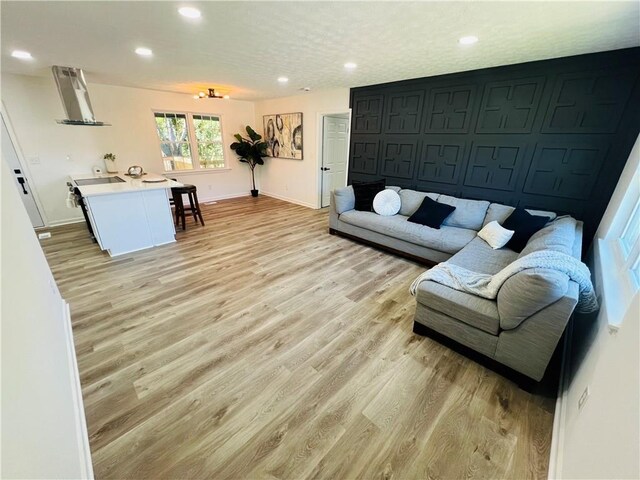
[618,197,640,285]
[153,112,226,172]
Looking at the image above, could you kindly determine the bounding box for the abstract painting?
[263,112,303,160]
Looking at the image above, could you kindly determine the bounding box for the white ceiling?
[2,1,639,101]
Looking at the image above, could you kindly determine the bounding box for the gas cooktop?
[75,176,125,186]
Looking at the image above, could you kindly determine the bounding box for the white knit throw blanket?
[410,250,599,313]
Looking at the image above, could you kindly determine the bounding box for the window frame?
[152,109,228,173]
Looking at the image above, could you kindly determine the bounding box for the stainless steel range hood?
[52,66,110,126]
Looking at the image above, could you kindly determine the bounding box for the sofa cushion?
[503,208,551,253]
[437,195,490,231]
[334,185,355,214]
[447,237,518,275]
[482,203,557,228]
[497,268,570,330]
[518,216,577,258]
[353,180,386,211]
[407,197,455,229]
[339,210,476,254]
[373,189,401,216]
[416,280,500,335]
[398,189,439,216]
[477,221,514,249]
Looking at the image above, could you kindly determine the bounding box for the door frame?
[1,103,48,227]
[316,109,352,209]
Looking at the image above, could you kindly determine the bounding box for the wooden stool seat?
[171,183,205,230]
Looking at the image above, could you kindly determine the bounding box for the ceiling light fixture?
[458,35,479,45]
[11,50,32,60]
[179,6,201,18]
[135,47,153,56]
[344,62,357,69]
[196,88,226,99]
[277,76,288,83]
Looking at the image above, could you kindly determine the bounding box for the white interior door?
[321,114,350,208]
[1,115,44,227]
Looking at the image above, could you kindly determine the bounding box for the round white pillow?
[373,189,401,216]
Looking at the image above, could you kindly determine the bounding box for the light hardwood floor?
[41,196,554,479]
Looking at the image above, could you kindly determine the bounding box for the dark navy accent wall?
[348,47,640,242]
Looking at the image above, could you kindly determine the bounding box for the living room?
[1,2,639,479]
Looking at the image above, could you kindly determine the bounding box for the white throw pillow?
[373,189,401,216]
[478,221,515,249]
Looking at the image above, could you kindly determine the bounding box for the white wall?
[554,137,640,479]
[1,158,92,478]
[1,73,257,225]
[254,89,349,208]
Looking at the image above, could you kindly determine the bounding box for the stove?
[74,176,125,186]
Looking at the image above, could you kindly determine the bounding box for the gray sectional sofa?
[329,185,583,381]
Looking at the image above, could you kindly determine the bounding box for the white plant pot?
[104,159,118,173]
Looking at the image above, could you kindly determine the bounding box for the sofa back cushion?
[482,203,557,228]
[438,195,490,231]
[353,180,386,211]
[497,268,570,330]
[518,216,577,258]
[334,185,355,214]
[399,189,439,216]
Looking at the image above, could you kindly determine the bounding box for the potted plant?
[230,126,268,197]
[103,153,117,173]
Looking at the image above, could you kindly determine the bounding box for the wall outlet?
[38,232,52,240]
[578,386,590,410]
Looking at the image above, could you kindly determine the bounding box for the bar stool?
[170,183,205,230]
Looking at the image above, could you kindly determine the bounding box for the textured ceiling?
[1,1,639,101]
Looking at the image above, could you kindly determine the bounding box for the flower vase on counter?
[103,153,118,173]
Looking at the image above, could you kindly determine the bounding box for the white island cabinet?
[70,173,183,256]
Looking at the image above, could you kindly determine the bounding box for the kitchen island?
[70,173,183,256]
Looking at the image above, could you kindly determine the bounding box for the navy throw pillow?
[407,197,455,229]
[353,180,386,211]
[502,207,551,252]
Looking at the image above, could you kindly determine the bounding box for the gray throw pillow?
[438,195,490,231]
[333,185,355,214]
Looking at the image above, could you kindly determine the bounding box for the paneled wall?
[348,47,640,241]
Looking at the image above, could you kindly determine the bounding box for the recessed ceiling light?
[135,47,153,56]
[277,77,288,83]
[11,50,32,60]
[178,6,201,18]
[344,62,357,69]
[459,36,479,45]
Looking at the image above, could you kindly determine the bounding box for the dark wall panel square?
[417,140,466,185]
[380,139,418,179]
[384,90,425,134]
[425,85,477,133]
[476,77,545,134]
[350,139,379,175]
[523,142,609,200]
[352,94,384,134]
[542,68,639,134]
[464,141,527,192]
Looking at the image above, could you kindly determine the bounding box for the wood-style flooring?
[41,196,554,479]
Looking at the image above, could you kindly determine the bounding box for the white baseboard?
[548,321,573,480]
[61,301,94,479]
[47,217,85,227]
[261,191,318,209]
[196,191,250,203]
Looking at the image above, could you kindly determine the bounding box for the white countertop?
[70,172,183,197]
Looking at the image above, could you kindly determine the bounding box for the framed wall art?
[263,112,303,160]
